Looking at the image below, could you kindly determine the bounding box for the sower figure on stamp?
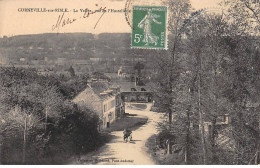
[138,9,161,46]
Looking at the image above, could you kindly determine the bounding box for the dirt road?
[74,103,162,165]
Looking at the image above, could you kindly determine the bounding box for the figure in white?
[138,9,162,46]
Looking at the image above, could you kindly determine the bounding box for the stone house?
[72,81,124,130]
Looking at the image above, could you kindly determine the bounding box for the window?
[111,100,115,107]
[131,88,137,91]
[141,88,146,91]
[104,104,107,112]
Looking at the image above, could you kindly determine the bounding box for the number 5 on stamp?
[131,6,167,50]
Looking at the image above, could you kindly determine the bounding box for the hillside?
[0,33,166,63]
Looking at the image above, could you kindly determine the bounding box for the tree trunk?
[210,63,218,164]
[210,116,217,164]
[198,71,207,165]
[169,108,173,123]
[0,133,2,164]
[167,141,172,155]
[258,117,260,164]
[23,116,27,164]
[105,59,108,70]
[185,105,191,164]
[167,108,173,154]
[166,39,176,155]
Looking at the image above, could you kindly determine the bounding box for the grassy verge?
[146,135,181,165]
[145,135,162,165]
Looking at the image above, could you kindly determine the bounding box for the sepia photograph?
[0,0,259,165]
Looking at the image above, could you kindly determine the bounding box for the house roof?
[72,80,118,103]
[90,81,110,95]
[104,73,119,79]
[111,81,151,92]
[88,81,117,100]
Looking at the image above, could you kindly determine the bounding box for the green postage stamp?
[131,6,167,50]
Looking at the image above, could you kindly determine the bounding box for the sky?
[0,0,223,37]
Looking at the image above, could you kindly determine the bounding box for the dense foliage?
[152,0,260,165]
[0,67,102,164]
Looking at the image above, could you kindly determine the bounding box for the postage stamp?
[131,6,167,50]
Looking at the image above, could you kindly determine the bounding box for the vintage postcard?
[0,0,260,165]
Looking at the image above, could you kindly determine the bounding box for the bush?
[41,104,101,164]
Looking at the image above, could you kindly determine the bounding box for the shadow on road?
[125,113,138,116]
[103,114,148,133]
[131,140,141,142]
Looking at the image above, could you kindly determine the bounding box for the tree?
[68,66,76,77]
[222,0,260,34]
[221,0,260,164]
[153,0,191,159]
[221,35,260,164]
[40,86,63,132]
[0,83,44,164]
[183,13,238,164]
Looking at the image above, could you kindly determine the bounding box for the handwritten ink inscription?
[51,6,107,31]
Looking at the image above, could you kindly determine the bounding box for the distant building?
[104,73,120,80]
[116,66,130,79]
[69,59,90,65]
[115,81,153,103]
[31,60,41,65]
[37,47,44,50]
[57,58,67,65]
[90,58,102,62]
[20,58,26,62]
